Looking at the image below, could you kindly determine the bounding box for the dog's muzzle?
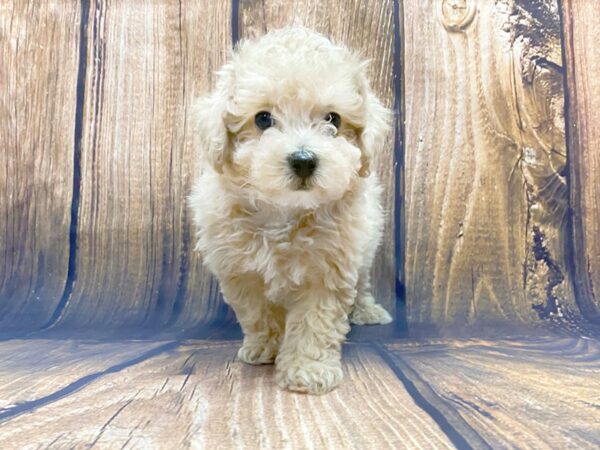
[288,149,317,180]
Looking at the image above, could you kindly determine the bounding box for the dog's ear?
[358,88,392,177]
[194,92,231,174]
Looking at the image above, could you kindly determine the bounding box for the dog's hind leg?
[349,269,393,325]
[220,275,284,365]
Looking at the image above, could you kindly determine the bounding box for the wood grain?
[403,0,576,330]
[0,341,454,449]
[0,1,80,331]
[561,0,600,323]
[238,0,397,318]
[0,339,164,413]
[168,0,232,329]
[49,0,231,331]
[386,337,600,448]
[1,0,399,335]
[2,338,599,448]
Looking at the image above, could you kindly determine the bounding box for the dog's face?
[197,27,390,209]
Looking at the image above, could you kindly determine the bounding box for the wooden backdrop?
[0,0,598,337]
[405,0,572,331]
[0,0,396,336]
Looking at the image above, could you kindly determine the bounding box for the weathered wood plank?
[167,0,232,329]
[0,339,166,413]
[386,337,600,448]
[403,0,576,330]
[238,0,397,316]
[0,341,453,449]
[561,0,600,323]
[50,1,231,331]
[0,1,80,331]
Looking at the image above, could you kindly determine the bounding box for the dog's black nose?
[288,150,317,179]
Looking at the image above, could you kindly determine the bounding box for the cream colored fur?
[189,27,392,394]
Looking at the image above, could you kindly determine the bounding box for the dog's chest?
[253,211,328,258]
[238,209,352,287]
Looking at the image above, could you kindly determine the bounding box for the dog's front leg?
[220,275,284,365]
[275,285,353,394]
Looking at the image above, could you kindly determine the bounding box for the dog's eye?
[255,111,274,130]
[325,112,341,129]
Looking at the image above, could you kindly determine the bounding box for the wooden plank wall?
[403,0,583,332]
[50,0,231,332]
[1,0,599,336]
[0,0,398,335]
[561,0,600,324]
[0,2,80,332]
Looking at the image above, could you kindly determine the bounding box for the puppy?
[190,27,392,394]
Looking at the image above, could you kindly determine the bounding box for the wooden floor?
[0,336,599,449]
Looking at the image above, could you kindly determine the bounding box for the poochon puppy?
[189,27,392,394]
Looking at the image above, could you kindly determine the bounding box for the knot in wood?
[440,0,476,32]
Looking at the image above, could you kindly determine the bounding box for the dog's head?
[196,27,390,209]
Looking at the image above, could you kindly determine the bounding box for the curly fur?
[189,27,392,394]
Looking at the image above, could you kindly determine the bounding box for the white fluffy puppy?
[190,27,392,394]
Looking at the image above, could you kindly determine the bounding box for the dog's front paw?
[237,340,278,365]
[276,359,343,394]
[350,299,393,325]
